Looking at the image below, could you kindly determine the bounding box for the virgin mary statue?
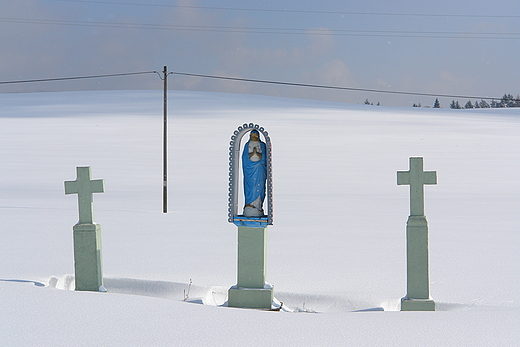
[242,130,267,217]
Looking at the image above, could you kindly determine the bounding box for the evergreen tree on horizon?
[450,100,461,109]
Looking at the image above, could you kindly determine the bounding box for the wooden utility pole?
[163,66,168,213]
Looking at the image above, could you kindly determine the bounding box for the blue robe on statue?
[242,137,267,214]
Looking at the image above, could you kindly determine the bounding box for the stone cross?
[397,157,437,311]
[397,157,437,216]
[65,167,105,224]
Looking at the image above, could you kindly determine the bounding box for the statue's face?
[250,132,259,141]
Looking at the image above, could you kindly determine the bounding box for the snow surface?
[1,90,519,346]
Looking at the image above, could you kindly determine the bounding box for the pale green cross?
[397,157,437,216]
[65,167,105,224]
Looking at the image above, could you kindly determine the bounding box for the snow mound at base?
[46,275,492,313]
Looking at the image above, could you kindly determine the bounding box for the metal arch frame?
[228,123,273,225]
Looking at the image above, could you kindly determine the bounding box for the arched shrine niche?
[228,123,273,226]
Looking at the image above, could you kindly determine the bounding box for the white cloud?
[313,59,355,86]
[306,28,335,58]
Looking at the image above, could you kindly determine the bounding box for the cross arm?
[397,171,410,185]
[64,180,78,194]
[423,171,437,185]
[90,179,105,194]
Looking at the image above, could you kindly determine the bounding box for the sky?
[1,0,519,106]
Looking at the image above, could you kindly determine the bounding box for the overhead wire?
[0,71,156,85]
[170,72,502,100]
[3,1,519,39]
[1,17,518,39]
[0,70,503,101]
[54,0,520,19]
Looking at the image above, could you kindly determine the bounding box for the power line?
[1,17,518,39]
[55,0,520,19]
[0,71,156,85]
[0,70,503,101]
[171,71,502,100]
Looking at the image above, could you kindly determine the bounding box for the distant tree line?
[433,94,519,109]
[364,94,519,108]
[364,98,380,106]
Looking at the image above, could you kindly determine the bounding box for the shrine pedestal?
[73,223,104,291]
[228,223,273,309]
[228,285,274,309]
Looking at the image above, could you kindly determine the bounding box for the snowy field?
[1,90,518,346]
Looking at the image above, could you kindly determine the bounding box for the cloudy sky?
[1,0,519,106]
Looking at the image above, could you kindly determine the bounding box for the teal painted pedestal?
[228,225,274,309]
[73,223,104,291]
[401,216,435,311]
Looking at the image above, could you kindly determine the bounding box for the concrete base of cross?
[401,297,436,311]
[228,285,274,309]
[73,223,104,291]
[404,215,434,310]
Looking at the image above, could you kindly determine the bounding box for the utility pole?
[163,66,168,213]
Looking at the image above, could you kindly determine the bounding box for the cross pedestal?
[65,166,105,292]
[228,222,274,309]
[401,216,435,311]
[73,223,103,291]
[397,157,436,311]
